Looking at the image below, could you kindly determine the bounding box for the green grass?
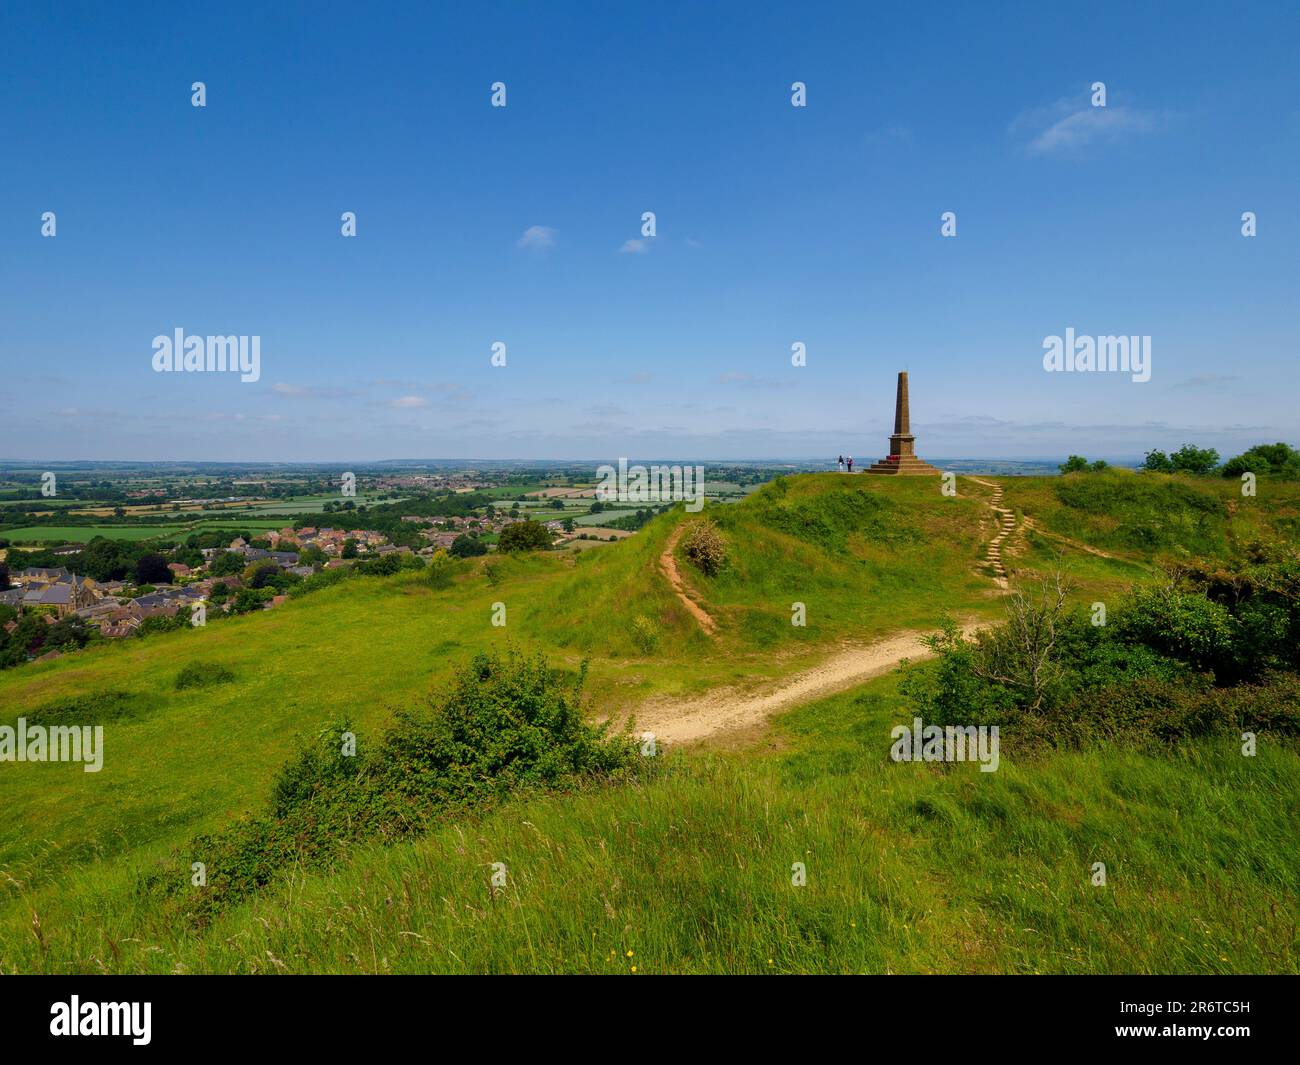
[6,671,1295,973]
[1002,468,1300,564]
[1,472,1295,973]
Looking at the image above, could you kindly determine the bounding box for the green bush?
[1053,673,1300,749]
[149,649,640,924]
[905,565,1300,753]
[175,662,236,691]
[449,533,487,558]
[630,614,660,654]
[425,550,460,589]
[21,691,156,728]
[1221,442,1300,480]
[498,520,552,553]
[1114,585,1237,674]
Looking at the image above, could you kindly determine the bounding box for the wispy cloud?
[272,382,352,399]
[716,371,784,389]
[1172,373,1241,390]
[1011,95,1162,154]
[390,395,429,409]
[620,238,648,254]
[866,123,913,146]
[517,225,557,252]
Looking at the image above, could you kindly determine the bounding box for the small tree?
[1059,455,1089,474]
[1221,442,1300,480]
[499,520,552,553]
[681,519,726,577]
[1143,449,1175,473]
[450,533,487,558]
[210,551,244,577]
[135,552,172,585]
[971,570,1073,711]
[1171,444,1220,475]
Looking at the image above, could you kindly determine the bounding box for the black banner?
[0,975,1291,1052]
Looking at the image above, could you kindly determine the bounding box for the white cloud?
[620,239,648,254]
[517,225,556,252]
[1012,97,1160,154]
[390,395,429,409]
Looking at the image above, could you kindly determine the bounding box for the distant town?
[0,461,787,669]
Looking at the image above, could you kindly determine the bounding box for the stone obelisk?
[867,371,939,474]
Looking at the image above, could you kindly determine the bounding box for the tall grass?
[5,672,1295,974]
[2,473,1296,973]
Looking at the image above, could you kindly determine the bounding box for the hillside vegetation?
[2,471,1297,973]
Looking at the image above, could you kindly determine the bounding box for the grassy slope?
[0,477,990,933]
[2,471,1297,972]
[7,673,1296,974]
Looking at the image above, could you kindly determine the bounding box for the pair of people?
[837,455,854,473]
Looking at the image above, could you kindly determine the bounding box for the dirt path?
[631,488,1008,746]
[623,623,985,746]
[967,477,1015,589]
[659,524,717,635]
[1019,516,1130,562]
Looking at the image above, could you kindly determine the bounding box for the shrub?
[1170,443,1220,475]
[1143,449,1175,473]
[1221,442,1300,480]
[175,662,236,691]
[1114,584,1237,674]
[630,614,660,654]
[148,649,640,924]
[357,553,403,576]
[426,550,459,589]
[498,520,552,553]
[287,566,353,598]
[22,691,155,727]
[449,533,487,558]
[1054,673,1300,749]
[681,518,727,577]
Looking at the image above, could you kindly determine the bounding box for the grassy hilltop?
[1,470,1297,973]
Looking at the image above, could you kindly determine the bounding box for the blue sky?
[2,1,1297,462]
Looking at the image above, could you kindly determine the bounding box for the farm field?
[1,519,289,544]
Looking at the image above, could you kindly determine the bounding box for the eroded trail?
[967,477,1015,589]
[633,488,1010,747]
[659,523,718,635]
[622,622,986,746]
